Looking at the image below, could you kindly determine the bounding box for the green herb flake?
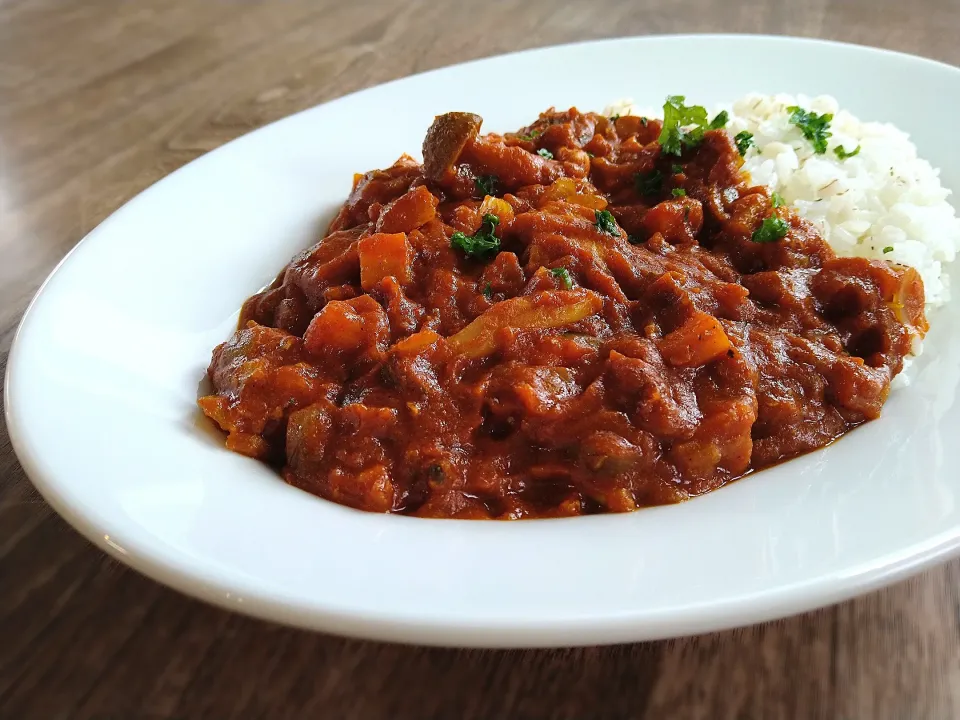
[628,235,643,245]
[482,282,493,299]
[883,246,894,254]
[451,213,501,258]
[517,129,542,142]
[537,148,554,160]
[672,188,686,197]
[609,114,621,122]
[474,174,498,197]
[594,209,620,236]
[787,106,833,155]
[658,95,710,156]
[771,191,785,208]
[549,267,573,289]
[671,163,683,173]
[640,117,648,127]
[834,144,861,160]
[709,110,729,129]
[751,216,789,244]
[635,169,663,196]
[734,130,754,156]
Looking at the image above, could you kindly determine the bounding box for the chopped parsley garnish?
[883,246,894,254]
[671,163,683,173]
[635,169,663,196]
[751,216,789,244]
[734,130,754,156]
[451,213,501,258]
[474,174,498,197]
[609,114,621,122]
[709,110,729,129]
[834,144,861,160]
[537,148,554,160]
[659,95,710,156]
[672,188,686,197]
[549,267,573,289]
[771,191,785,208]
[787,106,833,155]
[517,129,542,142]
[640,117,648,127]
[594,209,619,236]
[482,282,493,299]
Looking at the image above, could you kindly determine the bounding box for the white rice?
[605,94,960,312]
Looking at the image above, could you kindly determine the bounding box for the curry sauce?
[198,107,926,519]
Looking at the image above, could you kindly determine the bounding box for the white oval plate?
[7,35,960,648]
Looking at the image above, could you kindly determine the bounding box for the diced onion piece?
[390,329,443,357]
[449,289,602,359]
[543,177,608,210]
[479,195,516,225]
[892,266,929,336]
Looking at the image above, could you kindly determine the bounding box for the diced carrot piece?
[303,295,390,363]
[376,185,439,233]
[641,198,703,244]
[357,232,413,291]
[225,432,270,459]
[613,115,661,144]
[345,293,385,314]
[356,465,395,513]
[328,464,395,513]
[448,289,602,359]
[479,251,525,296]
[304,301,366,353]
[670,439,723,478]
[584,133,612,158]
[197,395,231,430]
[657,312,731,367]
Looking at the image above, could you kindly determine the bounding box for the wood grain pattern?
[3,1,960,717]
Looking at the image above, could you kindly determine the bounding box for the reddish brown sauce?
[199,107,927,519]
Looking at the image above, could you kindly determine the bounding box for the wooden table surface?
[3,1,960,718]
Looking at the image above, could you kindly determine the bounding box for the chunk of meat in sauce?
[200,106,926,519]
